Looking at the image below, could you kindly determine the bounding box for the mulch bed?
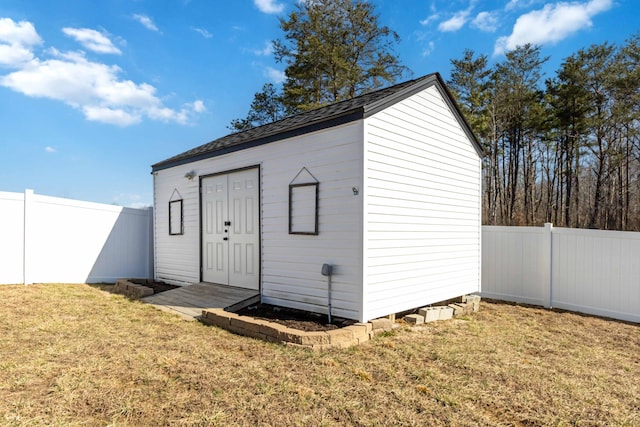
[124,280,354,332]
[236,303,356,332]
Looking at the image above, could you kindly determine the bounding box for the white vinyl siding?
[362,85,481,321]
[154,121,364,320]
[154,167,201,286]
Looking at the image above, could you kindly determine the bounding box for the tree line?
[449,36,640,231]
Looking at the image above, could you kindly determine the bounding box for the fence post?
[23,189,35,285]
[544,222,553,308]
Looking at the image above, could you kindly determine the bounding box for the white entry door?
[201,168,259,290]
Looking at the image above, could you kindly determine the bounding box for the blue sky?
[0,0,636,207]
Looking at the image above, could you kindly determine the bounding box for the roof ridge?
[221,73,436,140]
[152,72,453,171]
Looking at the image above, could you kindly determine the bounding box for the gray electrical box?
[321,264,333,276]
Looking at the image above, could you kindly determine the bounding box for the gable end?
[363,73,483,158]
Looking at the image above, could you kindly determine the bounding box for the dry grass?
[0,284,638,426]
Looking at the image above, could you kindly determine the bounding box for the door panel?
[228,169,259,289]
[202,174,228,285]
[201,168,259,290]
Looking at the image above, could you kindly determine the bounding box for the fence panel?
[552,227,640,323]
[482,224,640,323]
[0,189,153,285]
[0,191,25,284]
[482,225,551,307]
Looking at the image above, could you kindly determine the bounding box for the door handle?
[223,237,228,241]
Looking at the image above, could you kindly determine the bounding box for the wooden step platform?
[142,282,259,321]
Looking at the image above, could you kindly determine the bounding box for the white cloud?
[506,0,521,10]
[0,19,203,127]
[438,9,472,32]
[45,146,56,153]
[472,11,498,32]
[147,105,189,124]
[192,100,206,113]
[421,41,435,57]
[132,14,159,32]
[505,0,542,11]
[0,17,42,66]
[192,27,212,38]
[0,17,41,46]
[62,27,121,54]
[254,0,284,14]
[265,66,285,83]
[494,0,614,56]
[83,105,141,126]
[0,43,34,66]
[253,41,273,56]
[585,0,614,14]
[419,14,440,26]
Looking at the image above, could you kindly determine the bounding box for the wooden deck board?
[142,282,259,320]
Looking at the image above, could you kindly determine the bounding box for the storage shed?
[151,73,482,322]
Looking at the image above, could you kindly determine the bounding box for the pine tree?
[230,0,408,130]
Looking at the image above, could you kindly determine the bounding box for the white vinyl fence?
[482,224,640,323]
[0,189,153,285]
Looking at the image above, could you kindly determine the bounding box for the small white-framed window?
[169,199,183,235]
[289,182,319,235]
[288,166,320,235]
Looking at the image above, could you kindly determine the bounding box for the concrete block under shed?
[448,303,465,316]
[462,294,482,312]
[419,307,442,322]
[404,313,424,325]
[438,306,454,320]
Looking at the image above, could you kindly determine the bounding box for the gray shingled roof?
[152,72,480,172]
